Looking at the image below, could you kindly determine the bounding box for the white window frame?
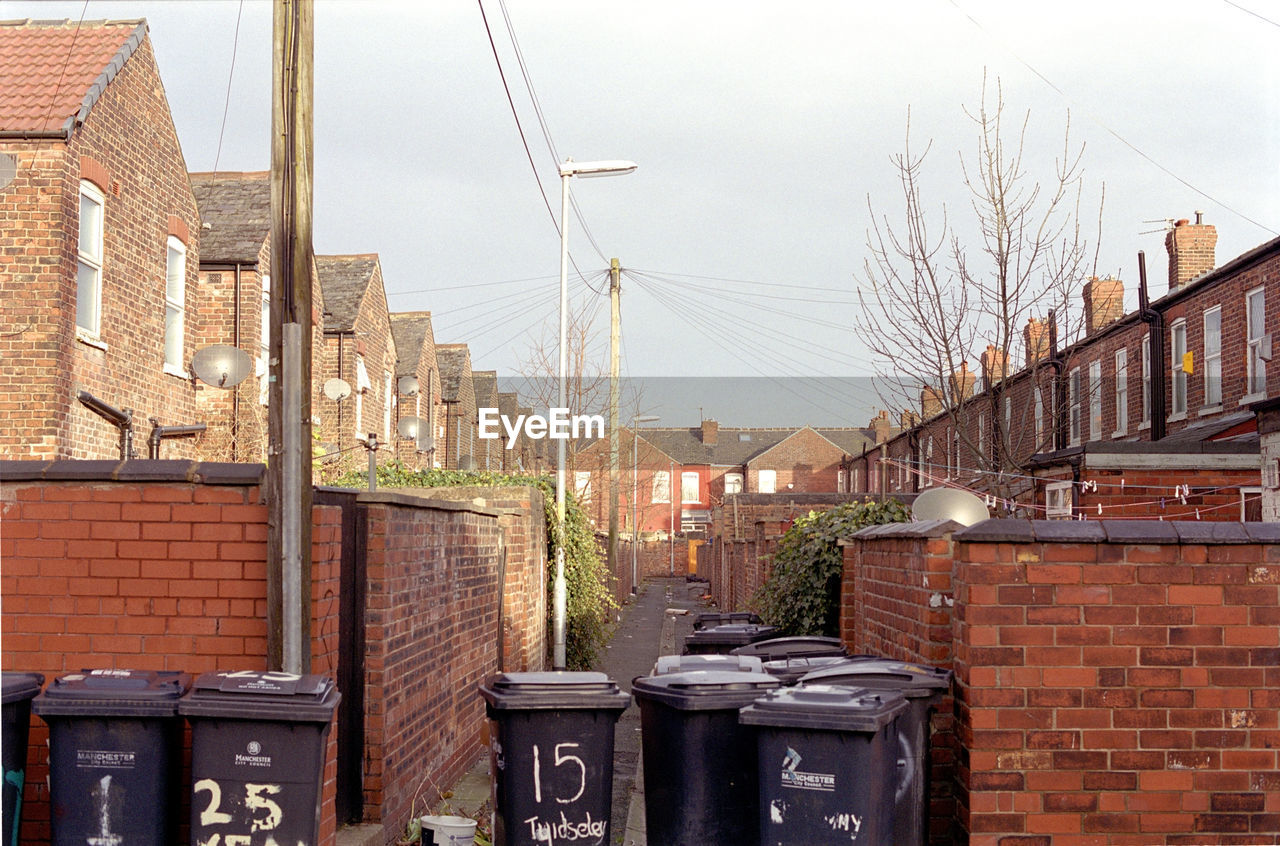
[1089,360,1103,441]
[163,236,187,375]
[354,356,369,440]
[758,469,776,494]
[681,471,700,503]
[76,180,105,339]
[1046,481,1073,519]
[977,411,986,461]
[1170,319,1187,419]
[652,470,671,503]
[1203,306,1222,410]
[1034,386,1045,446]
[1246,287,1267,400]
[1114,349,1128,436]
[724,472,743,495]
[1141,334,1151,428]
[383,371,393,441]
[1068,367,1082,446]
[574,470,592,502]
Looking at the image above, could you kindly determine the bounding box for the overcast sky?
[9,0,1280,393]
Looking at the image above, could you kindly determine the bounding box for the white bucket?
[419,815,476,846]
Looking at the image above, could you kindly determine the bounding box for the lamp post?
[631,414,660,596]
[553,158,637,670]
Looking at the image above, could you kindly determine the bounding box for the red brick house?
[846,219,1280,521]
[0,20,201,459]
[472,370,500,471]
[388,311,443,470]
[436,343,478,470]
[189,170,327,464]
[316,254,397,473]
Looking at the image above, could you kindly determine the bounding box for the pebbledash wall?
[841,519,1280,846]
[0,461,546,846]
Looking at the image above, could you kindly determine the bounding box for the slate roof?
[189,172,271,264]
[316,254,380,332]
[0,19,146,137]
[498,392,520,419]
[633,426,876,466]
[389,311,433,377]
[437,345,471,403]
[473,370,499,410]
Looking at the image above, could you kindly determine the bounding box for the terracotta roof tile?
[0,19,145,135]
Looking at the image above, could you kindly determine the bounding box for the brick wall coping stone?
[0,459,265,485]
[953,517,1280,544]
[839,518,962,544]
[357,488,502,517]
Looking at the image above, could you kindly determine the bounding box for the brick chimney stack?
[700,418,718,446]
[980,344,1010,387]
[870,409,891,443]
[950,361,976,402]
[1165,213,1217,292]
[1083,277,1125,335]
[1024,317,1050,367]
[921,386,943,419]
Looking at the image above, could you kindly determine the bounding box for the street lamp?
[553,157,637,670]
[631,415,660,596]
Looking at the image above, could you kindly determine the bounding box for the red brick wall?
[953,519,1280,845]
[613,537,691,599]
[746,427,846,492]
[0,35,202,461]
[0,465,342,845]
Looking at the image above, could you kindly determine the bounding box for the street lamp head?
[559,158,638,179]
[632,415,660,424]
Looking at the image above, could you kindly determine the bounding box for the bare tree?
[855,74,1103,496]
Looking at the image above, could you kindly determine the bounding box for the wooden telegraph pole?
[267,0,314,674]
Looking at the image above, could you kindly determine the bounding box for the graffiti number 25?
[194,779,285,833]
[531,743,585,805]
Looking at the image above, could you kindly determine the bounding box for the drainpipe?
[1048,309,1067,452]
[148,419,207,459]
[1138,251,1167,442]
[77,390,136,459]
[232,263,242,461]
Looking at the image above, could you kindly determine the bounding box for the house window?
[1045,481,1073,519]
[76,181,105,337]
[1089,360,1102,441]
[1141,334,1151,426]
[1170,320,1188,418]
[652,470,671,503]
[977,411,986,461]
[724,472,743,495]
[758,469,776,494]
[1034,386,1045,446]
[681,472,700,503]
[838,470,847,494]
[354,355,370,439]
[1114,349,1128,435]
[1203,306,1222,408]
[1247,287,1267,398]
[163,237,186,373]
[1068,368,1082,446]
[383,372,394,441]
[574,471,592,502]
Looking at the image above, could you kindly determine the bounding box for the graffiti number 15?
[531,743,585,805]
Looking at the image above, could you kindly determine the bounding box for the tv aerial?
[323,378,352,402]
[911,486,990,526]
[191,345,253,389]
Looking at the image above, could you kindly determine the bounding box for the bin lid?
[479,672,631,711]
[178,671,340,723]
[653,654,764,675]
[693,611,762,630]
[633,670,780,711]
[739,684,908,732]
[683,624,778,646]
[32,670,189,718]
[730,635,849,660]
[799,658,953,698]
[760,655,852,684]
[2,672,44,704]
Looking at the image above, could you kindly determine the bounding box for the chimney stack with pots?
[1024,317,1051,367]
[980,344,1010,387]
[700,418,718,446]
[1083,276,1125,335]
[1165,213,1217,292]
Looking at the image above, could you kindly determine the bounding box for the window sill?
[1168,412,1188,423]
[1111,429,1128,439]
[1240,393,1267,407]
[76,329,107,351]
[1138,421,1151,431]
[1198,405,1224,418]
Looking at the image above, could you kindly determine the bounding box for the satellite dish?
[417,436,435,453]
[458,455,475,471]
[397,375,419,397]
[191,345,253,388]
[397,416,424,441]
[323,378,352,402]
[911,487,990,526]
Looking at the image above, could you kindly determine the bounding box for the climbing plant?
[753,498,909,636]
[333,461,616,669]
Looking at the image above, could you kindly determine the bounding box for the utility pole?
[608,259,621,592]
[267,0,314,675]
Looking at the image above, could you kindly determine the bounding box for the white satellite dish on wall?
[191,345,253,388]
[397,416,424,440]
[323,378,352,402]
[397,375,419,397]
[911,487,990,526]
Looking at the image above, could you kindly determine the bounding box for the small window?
[737,432,752,442]
[652,470,670,503]
[1203,306,1222,408]
[1089,360,1102,440]
[164,236,186,373]
[77,181,105,336]
[1114,349,1128,435]
[1068,368,1082,446]
[681,471,700,503]
[758,469,776,494]
[1045,481,1073,519]
[383,371,393,441]
[1034,386,1045,446]
[574,471,592,502]
[1141,334,1151,425]
[1247,287,1267,398]
[1170,319,1187,418]
[724,473,743,495]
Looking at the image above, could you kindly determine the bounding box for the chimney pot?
[1165,214,1217,291]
